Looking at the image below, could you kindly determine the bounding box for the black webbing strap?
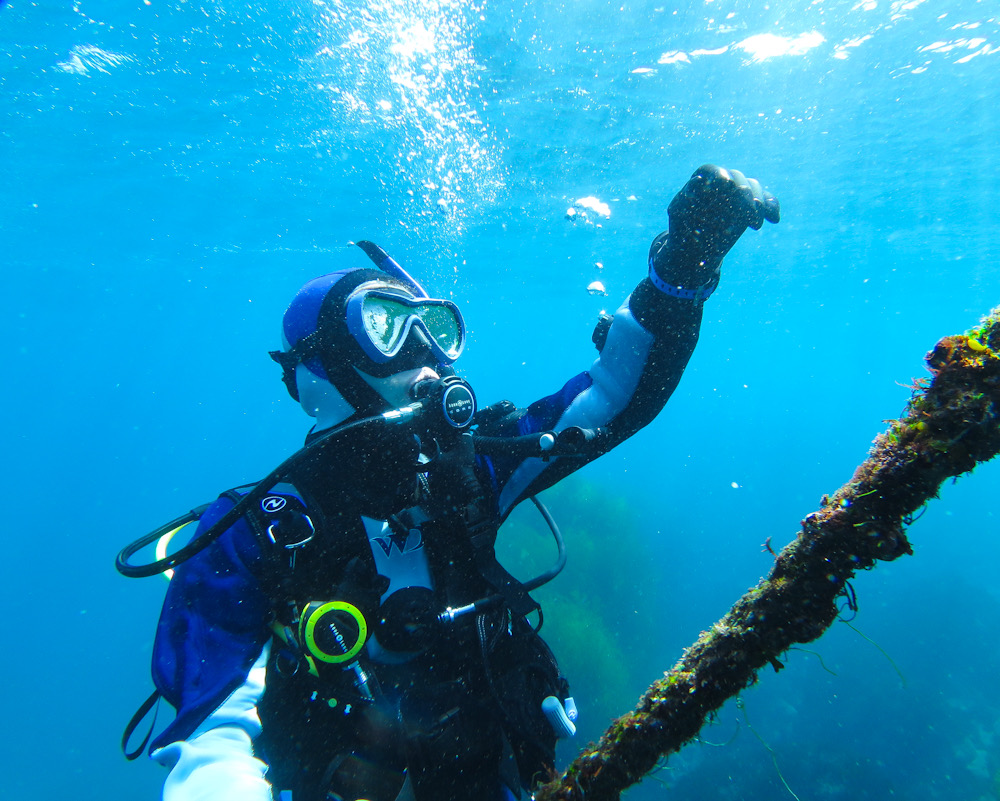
[122,689,161,760]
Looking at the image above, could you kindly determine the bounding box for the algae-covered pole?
[535,307,1000,801]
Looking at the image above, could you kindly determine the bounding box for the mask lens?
[359,293,462,361]
[360,295,411,355]
[415,304,462,358]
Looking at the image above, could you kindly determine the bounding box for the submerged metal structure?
[536,307,1000,801]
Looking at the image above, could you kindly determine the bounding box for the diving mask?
[346,284,465,366]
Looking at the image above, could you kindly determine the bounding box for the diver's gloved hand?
[649,165,780,300]
[425,431,480,517]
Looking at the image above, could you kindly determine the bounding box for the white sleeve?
[497,299,654,516]
[152,643,273,801]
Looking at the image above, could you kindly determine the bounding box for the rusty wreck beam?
[535,306,1000,801]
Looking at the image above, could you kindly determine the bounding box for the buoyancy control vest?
[119,390,585,797]
[242,464,569,801]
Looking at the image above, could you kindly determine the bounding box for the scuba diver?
[125,165,779,801]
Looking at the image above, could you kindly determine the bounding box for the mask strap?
[269,349,302,402]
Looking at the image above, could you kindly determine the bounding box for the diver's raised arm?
[488,165,780,516]
[618,164,781,429]
[647,164,780,304]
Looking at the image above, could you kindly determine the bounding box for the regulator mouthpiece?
[381,376,477,433]
[413,375,476,430]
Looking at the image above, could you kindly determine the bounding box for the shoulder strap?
[235,481,320,607]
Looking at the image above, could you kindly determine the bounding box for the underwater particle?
[595,262,604,270]
[587,281,608,297]
[731,482,740,489]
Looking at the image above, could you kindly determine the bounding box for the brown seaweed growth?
[535,307,1000,801]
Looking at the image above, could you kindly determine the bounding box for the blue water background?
[3,0,1000,798]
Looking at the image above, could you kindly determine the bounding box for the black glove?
[424,431,480,518]
[650,164,780,298]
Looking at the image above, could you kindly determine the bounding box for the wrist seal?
[647,257,718,301]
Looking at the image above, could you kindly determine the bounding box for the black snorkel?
[354,239,429,298]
